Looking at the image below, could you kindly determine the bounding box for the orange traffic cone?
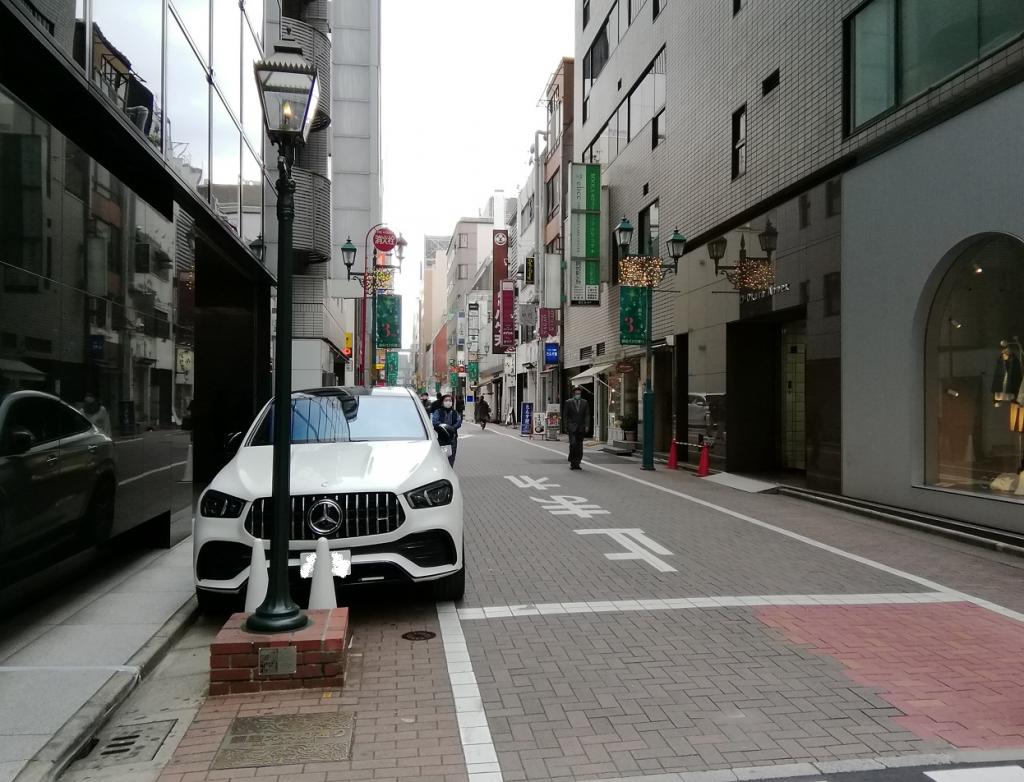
[696,441,710,477]
[667,440,678,470]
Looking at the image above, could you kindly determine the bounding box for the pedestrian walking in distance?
[563,386,590,470]
[420,391,431,413]
[431,394,463,467]
[476,397,491,430]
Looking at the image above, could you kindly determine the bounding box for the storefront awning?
[0,358,44,381]
[569,362,615,385]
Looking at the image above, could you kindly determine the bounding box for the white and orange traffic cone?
[696,440,711,477]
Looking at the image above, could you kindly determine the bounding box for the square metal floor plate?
[78,719,178,769]
[211,713,355,769]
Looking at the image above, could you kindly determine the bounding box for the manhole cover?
[212,713,354,770]
[78,720,176,769]
[402,630,436,641]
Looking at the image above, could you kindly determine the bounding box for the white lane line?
[118,460,188,486]
[455,592,958,621]
[487,427,1024,627]
[926,767,1024,781]
[436,602,503,782]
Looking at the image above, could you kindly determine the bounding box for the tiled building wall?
[567,0,1024,366]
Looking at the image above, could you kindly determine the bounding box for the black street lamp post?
[616,217,686,472]
[245,44,319,634]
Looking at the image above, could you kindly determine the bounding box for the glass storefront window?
[981,0,1024,54]
[244,0,264,45]
[211,97,241,232]
[166,12,209,196]
[241,148,264,248]
[212,0,242,119]
[926,235,1024,499]
[171,0,210,63]
[0,86,195,585]
[91,0,163,150]
[242,25,264,153]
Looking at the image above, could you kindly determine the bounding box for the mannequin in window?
[992,347,1022,404]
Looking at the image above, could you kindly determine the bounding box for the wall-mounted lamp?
[949,319,963,329]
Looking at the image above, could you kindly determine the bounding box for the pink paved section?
[756,601,1024,749]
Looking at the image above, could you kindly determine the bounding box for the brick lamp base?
[209,608,349,696]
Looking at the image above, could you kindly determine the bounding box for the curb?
[13,596,199,782]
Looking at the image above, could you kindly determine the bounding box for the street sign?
[385,351,398,385]
[376,294,401,348]
[544,343,560,365]
[519,402,533,438]
[620,286,648,345]
[372,227,397,253]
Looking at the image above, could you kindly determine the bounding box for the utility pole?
[533,129,548,429]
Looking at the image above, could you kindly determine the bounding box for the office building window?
[639,202,659,256]
[583,0,590,28]
[798,193,811,229]
[826,178,842,217]
[458,264,469,280]
[653,108,667,148]
[546,170,561,219]
[762,68,780,95]
[458,233,469,248]
[654,0,666,19]
[848,0,1024,130]
[731,105,747,179]
[583,1,621,98]
[630,0,650,23]
[733,0,742,14]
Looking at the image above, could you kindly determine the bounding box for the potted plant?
[619,413,638,441]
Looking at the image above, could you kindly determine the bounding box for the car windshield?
[249,392,427,445]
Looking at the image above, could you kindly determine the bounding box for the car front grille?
[244,493,406,541]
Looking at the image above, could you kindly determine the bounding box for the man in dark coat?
[562,386,591,470]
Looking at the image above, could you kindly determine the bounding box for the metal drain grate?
[402,630,436,641]
[77,720,177,769]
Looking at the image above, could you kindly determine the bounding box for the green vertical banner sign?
[619,286,648,345]
[449,371,458,391]
[569,163,602,305]
[376,294,401,348]
[385,351,399,385]
[468,361,479,382]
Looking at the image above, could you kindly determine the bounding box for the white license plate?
[299,549,352,579]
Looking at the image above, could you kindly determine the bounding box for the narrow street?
[64,428,1024,782]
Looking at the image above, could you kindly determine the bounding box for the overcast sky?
[380,0,575,348]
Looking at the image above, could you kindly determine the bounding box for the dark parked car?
[0,391,117,573]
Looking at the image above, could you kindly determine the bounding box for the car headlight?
[405,480,454,509]
[200,490,246,518]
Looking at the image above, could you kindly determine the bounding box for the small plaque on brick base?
[209,608,349,696]
[258,646,297,676]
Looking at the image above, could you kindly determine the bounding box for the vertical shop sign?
[385,351,399,385]
[569,163,601,305]
[500,279,515,348]
[619,286,648,345]
[538,308,558,338]
[376,294,401,348]
[492,229,509,353]
[468,361,479,382]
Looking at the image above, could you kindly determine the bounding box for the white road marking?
[926,768,1024,781]
[487,427,1024,627]
[504,475,561,490]
[436,602,503,782]
[576,528,676,572]
[455,591,957,621]
[530,495,609,518]
[118,460,188,486]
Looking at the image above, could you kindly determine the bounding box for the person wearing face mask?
[431,394,463,466]
[562,386,591,470]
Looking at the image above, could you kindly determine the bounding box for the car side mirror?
[8,428,35,455]
[224,432,243,456]
[434,423,455,447]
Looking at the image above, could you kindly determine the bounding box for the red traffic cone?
[667,440,678,470]
[696,441,710,477]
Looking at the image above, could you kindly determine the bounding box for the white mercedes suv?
[193,386,464,610]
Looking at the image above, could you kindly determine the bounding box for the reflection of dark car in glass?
[0,391,117,573]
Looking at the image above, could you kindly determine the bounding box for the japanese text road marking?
[576,528,676,572]
[531,495,610,518]
[504,475,560,490]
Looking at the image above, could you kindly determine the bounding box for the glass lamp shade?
[615,217,634,254]
[340,237,357,268]
[707,236,728,262]
[758,219,778,254]
[666,228,686,260]
[254,44,319,144]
